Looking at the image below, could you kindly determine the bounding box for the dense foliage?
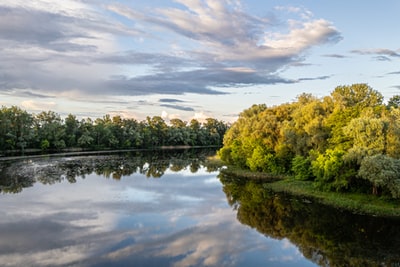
[0,106,229,154]
[219,83,400,198]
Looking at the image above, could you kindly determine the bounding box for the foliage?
[358,154,400,198]
[311,148,356,191]
[291,155,313,180]
[0,106,229,153]
[219,83,400,198]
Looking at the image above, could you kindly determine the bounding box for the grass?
[220,165,400,218]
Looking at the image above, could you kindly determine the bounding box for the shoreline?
[219,166,400,218]
[0,145,220,161]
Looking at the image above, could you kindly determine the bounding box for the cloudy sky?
[1,0,400,122]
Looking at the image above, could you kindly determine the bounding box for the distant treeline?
[219,83,400,198]
[0,106,229,154]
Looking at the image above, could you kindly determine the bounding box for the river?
[0,149,399,267]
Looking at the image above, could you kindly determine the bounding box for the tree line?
[0,106,229,154]
[219,83,400,198]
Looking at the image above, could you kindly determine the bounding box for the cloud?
[2,89,53,99]
[351,48,400,61]
[160,104,195,112]
[159,98,195,113]
[21,100,57,111]
[159,98,185,103]
[0,0,342,108]
[297,75,331,82]
[97,51,196,72]
[108,0,341,75]
[322,54,348,58]
[388,71,400,75]
[101,68,295,96]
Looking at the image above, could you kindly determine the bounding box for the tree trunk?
[372,185,379,195]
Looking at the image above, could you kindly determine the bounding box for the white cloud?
[264,19,341,55]
[161,110,169,119]
[21,100,57,111]
[0,0,342,120]
[192,111,210,123]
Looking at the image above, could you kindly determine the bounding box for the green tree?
[167,118,189,145]
[330,83,383,109]
[387,95,400,109]
[64,114,79,147]
[326,84,384,150]
[311,148,356,191]
[343,115,388,156]
[34,111,66,151]
[121,118,142,148]
[188,119,201,145]
[0,106,34,152]
[93,115,119,149]
[77,118,94,149]
[384,108,400,158]
[291,155,313,180]
[146,116,168,147]
[358,154,400,197]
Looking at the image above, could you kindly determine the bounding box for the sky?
[1,0,400,123]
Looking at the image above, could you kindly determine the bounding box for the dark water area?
[219,174,400,267]
[0,149,399,267]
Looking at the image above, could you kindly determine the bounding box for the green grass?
[266,179,400,217]
[221,166,400,217]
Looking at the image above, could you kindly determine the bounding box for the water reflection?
[0,149,218,194]
[219,173,400,267]
[0,149,316,267]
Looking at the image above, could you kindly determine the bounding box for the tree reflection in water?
[3,149,400,266]
[0,148,218,194]
[219,173,400,267]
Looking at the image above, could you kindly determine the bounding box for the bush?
[291,155,313,180]
[358,154,400,198]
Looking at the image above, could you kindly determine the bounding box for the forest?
[218,83,400,199]
[0,107,229,154]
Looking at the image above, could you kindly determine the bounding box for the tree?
[291,155,313,180]
[331,83,383,109]
[64,114,79,147]
[93,115,119,149]
[343,115,388,156]
[326,84,384,150]
[358,154,400,197]
[77,118,94,149]
[0,106,34,152]
[168,118,189,145]
[146,116,168,147]
[34,111,66,151]
[311,148,356,191]
[188,119,201,145]
[387,95,400,109]
[384,108,400,158]
[121,118,142,148]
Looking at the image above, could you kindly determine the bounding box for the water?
[0,149,399,267]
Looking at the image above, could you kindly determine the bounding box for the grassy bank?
[220,166,400,218]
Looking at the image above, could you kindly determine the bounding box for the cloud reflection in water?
[0,158,314,267]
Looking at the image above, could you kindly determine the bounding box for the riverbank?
[219,166,400,218]
[0,146,220,161]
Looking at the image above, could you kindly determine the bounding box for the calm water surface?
[1,150,399,267]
